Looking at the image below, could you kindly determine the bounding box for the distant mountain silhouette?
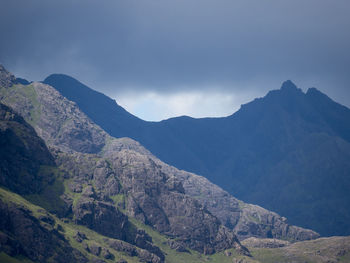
[15,77,30,85]
[44,75,350,237]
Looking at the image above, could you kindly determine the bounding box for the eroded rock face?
[0,200,86,263]
[108,239,163,263]
[102,148,248,254]
[158,164,320,241]
[73,196,129,240]
[241,237,290,248]
[102,134,319,242]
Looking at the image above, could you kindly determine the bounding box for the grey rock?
[73,198,128,241]
[167,239,190,253]
[56,224,64,232]
[0,81,107,154]
[38,215,55,225]
[160,164,320,241]
[103,148,247,254]
[89,243,101,256]
[82,185,97,198]
[241,237,290,248]
[82,242,89,252]
[73,231,87,243]
[68,181,83,193]
[108,239,162,263]
[101,247,113,259]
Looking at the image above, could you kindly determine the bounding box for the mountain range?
[0,64,349,262]
[44,74,350,237]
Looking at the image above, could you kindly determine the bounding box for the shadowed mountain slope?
[44,75,350,237]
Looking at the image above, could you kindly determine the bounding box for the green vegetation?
[110,193,126,209]
[0,253,33,263]
[25,166,66,215]
[249,248,287,263]
[0,187,47,218]
[339,253,350,262]
[0,84,41,126]
[3,183,350,263]
[61,222,142,263]
[0,187,255,263]
[62,178,83,208]
[0,187,141,263]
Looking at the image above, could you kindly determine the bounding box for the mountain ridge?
[43,73,350,236]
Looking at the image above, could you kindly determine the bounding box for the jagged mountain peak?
[265,80,304,101]
[306,86,335,102]
[281,79,298,91]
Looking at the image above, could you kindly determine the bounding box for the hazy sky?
[1,0,350,121]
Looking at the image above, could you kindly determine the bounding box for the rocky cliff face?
[162,167,319,241]
[102,140,318,242]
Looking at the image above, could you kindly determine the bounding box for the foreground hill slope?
[45,74,350,236]
[1,186,347,263]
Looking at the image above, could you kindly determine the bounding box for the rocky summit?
[0,65,348,263]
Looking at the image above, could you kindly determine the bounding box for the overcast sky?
[1,0,349,121]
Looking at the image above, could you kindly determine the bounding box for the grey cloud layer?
[0,0,349,107]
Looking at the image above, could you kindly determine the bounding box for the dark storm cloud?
[0,0,350,108]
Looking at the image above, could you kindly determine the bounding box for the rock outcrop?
[168,168,319,241]
[241,237,290,248]
[73,197,129,240]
